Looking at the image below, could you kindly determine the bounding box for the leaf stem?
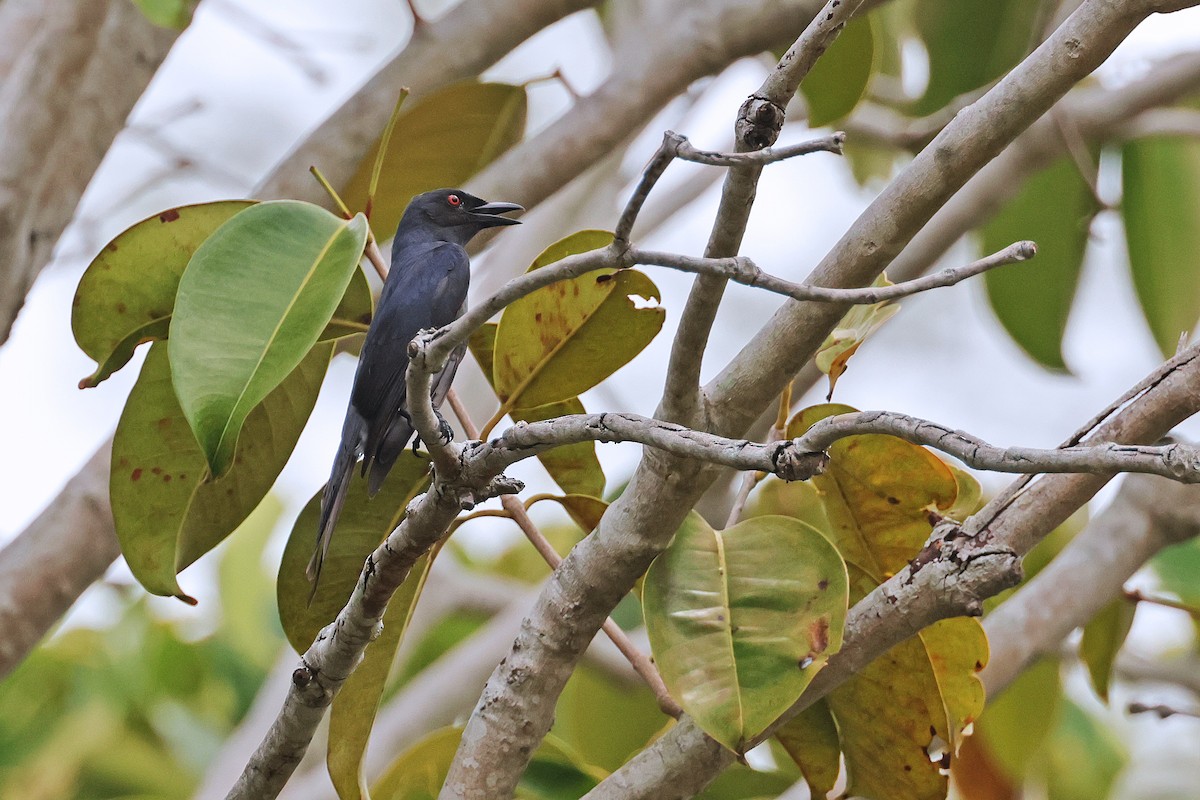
[446,389,682,718]
[367,88,411,222]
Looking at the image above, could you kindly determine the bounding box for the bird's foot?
[411,411,455,454]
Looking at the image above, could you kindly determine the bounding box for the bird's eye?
[446,194,462,207]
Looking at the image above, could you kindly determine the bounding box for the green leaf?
[1044,700,1126,800]
[342,82,527,238]
[169,201,369,476]
[277,455,434,800]
[774,701,842,797]
[372,726,603,800]
[372,725,461,800]
[799,13,876,127]
[470,322,606,497]
[553,663,664,773]
[787,403,959,580]
[112,342,330,601]
[276,451,432,653]
[643,512,849,753]
[976,657,1062,781]
[1122,136,1200,356]
[131,0,198,28]
[72,198,370,390]
[1079,597,1135,703]
[493,230,665,410]
[913,0,1041,115]
[329,553,433,800]
[72,201,253,388]
[1151,537,1200,607]
[217,495,286,672]
[982,157,1097,371]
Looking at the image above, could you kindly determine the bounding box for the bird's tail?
[307,414,363,598]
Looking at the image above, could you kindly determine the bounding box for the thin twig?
[631,240,1037,304]
[445,391,683,717]
[1128,702,1200,719]
[674,132,845,167]
[1124,588,1200,619]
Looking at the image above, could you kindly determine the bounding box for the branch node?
[773,443,829,481]
[737,95,786,150]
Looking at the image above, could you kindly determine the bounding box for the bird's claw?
[436,412,454,444]
[411,411,455,454]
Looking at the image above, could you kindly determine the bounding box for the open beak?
[470,200,523,226]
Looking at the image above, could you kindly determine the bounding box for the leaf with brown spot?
[493,230,665,411]
[72,200,371,388]
[643,512,848,753]
[787,403,958,581]
[112,342,331,600]
[469,322,606,498]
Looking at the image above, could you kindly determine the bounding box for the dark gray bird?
[308,188,521,585]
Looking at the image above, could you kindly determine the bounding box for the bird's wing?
[358,243,471,492]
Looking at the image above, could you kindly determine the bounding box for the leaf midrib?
[212,223,349,465]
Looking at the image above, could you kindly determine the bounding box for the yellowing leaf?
[493,230,664,411]
[828,626,950,800]
[342,82,527,239]
[775,701,841,797]
[643,512,849,753]
[788,403,958,580]
[814,278,900,400]
[470,321,605,498]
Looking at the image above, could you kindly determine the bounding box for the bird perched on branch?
[308,188,522,586]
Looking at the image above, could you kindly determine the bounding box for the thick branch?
[225,472,521,799]
[0,0,180,343]
[658,0,868,423]
[0,442,116,678]
[586,338,1200,798]
[982,471,1200,695]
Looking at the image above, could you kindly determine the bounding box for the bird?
[307,188,522,587]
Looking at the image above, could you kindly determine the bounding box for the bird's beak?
[470,200,523,226]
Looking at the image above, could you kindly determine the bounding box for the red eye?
[446,194,461,207]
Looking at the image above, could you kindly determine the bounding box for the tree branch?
[0,0,180,343]
[0,442,116,678]
[658,0,869,424]
[225,471,522,799]
[439,3,1186,796]
[584,338,1200,799]
[982,470,1200,695]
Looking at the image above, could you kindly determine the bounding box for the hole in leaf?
[628,294,659,310]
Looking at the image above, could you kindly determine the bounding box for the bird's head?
[399,188,522,245]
